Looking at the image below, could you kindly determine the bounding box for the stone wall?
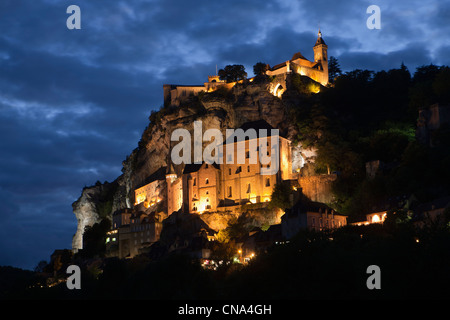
[298,174,337,204]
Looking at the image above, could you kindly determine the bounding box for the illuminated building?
[266,29,328,98]
[281,201,347,239]
[218,120,292,208]
[163,30,328,106]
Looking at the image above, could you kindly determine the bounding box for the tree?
[253,62,269,77]
[218,64,247,82]
[79,219,111,258]
[433,66,450,104]
[34,260,49,273]
[269,182,292,210]
[328,56,342,82]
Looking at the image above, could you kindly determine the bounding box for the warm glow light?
[372,214,380,223]
[135,194,146,205]
[309,83,320,93]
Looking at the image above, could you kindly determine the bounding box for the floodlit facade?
[163,30,328,106]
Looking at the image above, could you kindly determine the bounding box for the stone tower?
[313,29,328,84]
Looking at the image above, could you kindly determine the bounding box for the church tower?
[313,29,328,84]
[165,161,183,215]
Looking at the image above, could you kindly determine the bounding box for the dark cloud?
[337,42,432,72]
[0,0,448,270]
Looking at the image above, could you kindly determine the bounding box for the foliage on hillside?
[5,216,449,299]
[291,63,450,217]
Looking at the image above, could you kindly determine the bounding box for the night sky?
[1,0,449,270]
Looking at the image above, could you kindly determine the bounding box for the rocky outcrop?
[72,185,103,252]
[72,180,121,252]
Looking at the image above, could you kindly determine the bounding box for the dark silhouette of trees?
[218,64,247,82]
[328,56,342,82]
[253,62,269,77]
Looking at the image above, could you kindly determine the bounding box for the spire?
[314,28,326,46]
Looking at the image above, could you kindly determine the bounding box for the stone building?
[219,120,292,207]
[133,166,166,208]
[163,30,328,106]
[281,201,347,239]
[110,209,164,258]
[165,119,292,215]
[163,75,232,107]
[266,29,328,88]
[183,162,221,214]
[166,164,183,215]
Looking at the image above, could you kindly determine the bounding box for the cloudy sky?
[0,0,449,270]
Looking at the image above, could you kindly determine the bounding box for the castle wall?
[298,174,337,204]
[134,179,164,207]
[167,176,183,215]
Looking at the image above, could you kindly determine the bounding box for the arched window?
[274,84,285,98]
[205,178,209,184]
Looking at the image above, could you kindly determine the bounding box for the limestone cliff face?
[72,77,310,251]
[72,185,104,252]
[72,180,123,251]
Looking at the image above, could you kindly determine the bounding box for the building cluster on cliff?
[100,31,352,260]
[91,31,450,264]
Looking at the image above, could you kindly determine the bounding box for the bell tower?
[313,29,328,84]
